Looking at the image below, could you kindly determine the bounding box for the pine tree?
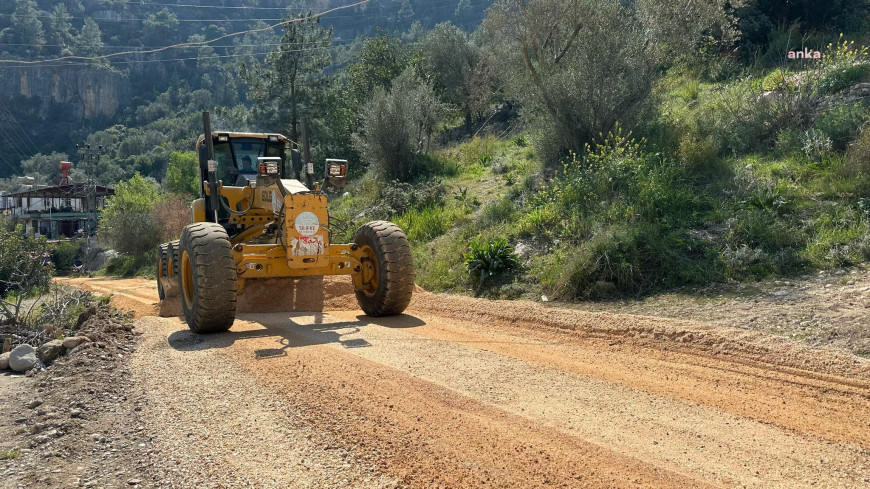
[241,12,332,142]
[74,17,104,59]
[49,3,74,56]
[8,0,45,55]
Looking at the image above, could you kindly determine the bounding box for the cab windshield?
[213,137,285,186]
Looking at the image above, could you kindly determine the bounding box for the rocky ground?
[0,305,151,488]
[568,266,870,357]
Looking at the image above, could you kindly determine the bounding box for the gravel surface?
[24,275,870,488]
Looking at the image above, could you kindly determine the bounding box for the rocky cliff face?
[1,65,131,120]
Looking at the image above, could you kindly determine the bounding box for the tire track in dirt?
[245,311,869,489]
[133,316,399,488]
[70,276,870,488]
[181,316,713,489]
[328,310,870,450]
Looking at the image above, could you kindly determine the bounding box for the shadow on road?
[167,312,426,356]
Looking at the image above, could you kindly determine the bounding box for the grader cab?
[157,113,414,333]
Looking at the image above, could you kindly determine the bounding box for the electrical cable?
[219,188,256,216]
[0,0,370,65]
[0,107,35,158]
[0,99,40,155]
[0,119,33,164]
[124,2,311,10]
[0,46,334,69]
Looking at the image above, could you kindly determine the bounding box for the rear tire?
[168,240,180,277]
[157,243,169,300]
[178,223,237,333]
[353,221,414,316]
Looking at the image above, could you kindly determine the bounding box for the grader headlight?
[258,160,279,176]
[325,159,348,189]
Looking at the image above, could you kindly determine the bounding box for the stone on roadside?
[2,337,10,353]
[62,336,89,350]
[0,352,9,370]
[25,360,45,376]
[39,340,64,364]
[9,344,38,372]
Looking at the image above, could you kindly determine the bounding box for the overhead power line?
[35,14,298,23]
[0,100,40,155]
[1,46,334,69]
[0,0,370,66]
[124,1,311,10]
[0,39,349,50]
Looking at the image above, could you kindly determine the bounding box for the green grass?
[0,449,19,460]
[395,204,471,242]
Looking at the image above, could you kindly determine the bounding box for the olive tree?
[482,0,735,163]
[420,22,479,133]
[353,68,444,181]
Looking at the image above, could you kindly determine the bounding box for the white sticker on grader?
[291,235,324,256]
[294,211,319,236]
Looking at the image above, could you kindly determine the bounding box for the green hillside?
[4,0,870,300]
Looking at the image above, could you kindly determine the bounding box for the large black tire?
[353,221,414,317]
[167,240,180,277]
[157,243,169,300]
[178,223,237,333]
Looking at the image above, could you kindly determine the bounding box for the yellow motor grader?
[157,113,414,333]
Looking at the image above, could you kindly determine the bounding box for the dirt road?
[59,276,870,488]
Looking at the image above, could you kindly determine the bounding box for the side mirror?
[291,149,303,178]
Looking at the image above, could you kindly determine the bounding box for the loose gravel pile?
[0,305,151,489]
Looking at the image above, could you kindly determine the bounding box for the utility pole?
[75,143,103,176]
[74,143,103,268]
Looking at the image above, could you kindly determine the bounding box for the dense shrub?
[151,193,192,243]
[524,129,721,297]
[817,64,870,95]
[551,224,721,299]
[104,251,157,278]
[814,102,868,151]
[98,174,162,256]
[49,241,81,272]
[370,180,446,218]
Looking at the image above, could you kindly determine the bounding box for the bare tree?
[0,227,52,328]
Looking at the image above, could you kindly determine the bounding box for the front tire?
[353,221,414,316]
[178,223,237,333]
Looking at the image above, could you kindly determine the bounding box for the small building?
[0,192,12,214]
[5,162,114,239]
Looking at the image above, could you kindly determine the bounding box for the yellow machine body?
[160,132,374,300]
[157,118,412,332]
